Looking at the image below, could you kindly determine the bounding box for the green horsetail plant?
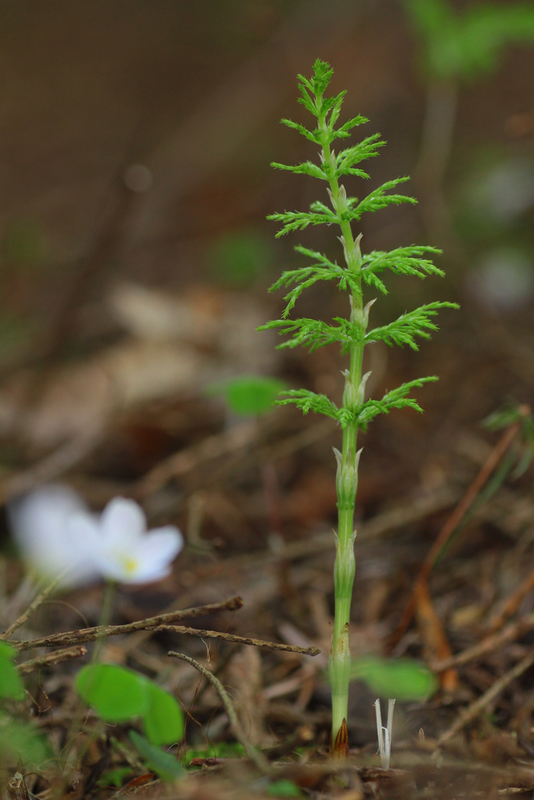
[259,60,458,756]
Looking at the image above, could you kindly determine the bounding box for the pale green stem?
[320,121,366,748]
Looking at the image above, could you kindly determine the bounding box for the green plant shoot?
[260,60,457,754]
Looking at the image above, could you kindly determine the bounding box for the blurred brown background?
[0,0,533,517]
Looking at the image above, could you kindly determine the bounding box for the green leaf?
[0,711,52,768]
[262,317,362,353]
[361,246,443,295]
[275,389,341,422]
[350,178,416,220]
[264,252,362,317]
[129,731,184,783]
[353,377,439,430]
[76,664,148,722]
[143,682,184,746]
[280,117,321,144]
[365,302,457,351]
[334,134,384,177]
[271,160,328,181]
[267,208,337,237]
[350,657,438,701]
[208,375,287,416]
[0,642,25,701]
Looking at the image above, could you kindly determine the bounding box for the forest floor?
[1,280,534,799]
[1,3,534,797]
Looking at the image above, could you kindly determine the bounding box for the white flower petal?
[110,527,182,585]
[8,485,100,587]
[100,498,146,548]
[138,527,183,565]
[117,558,172,585]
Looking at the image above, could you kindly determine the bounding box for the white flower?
[9,487,183,588]
[8,485,101,587]
[67,497,183,585]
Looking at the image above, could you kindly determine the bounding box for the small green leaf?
[129,731,184,782]
[0,641,25,700]
[76,664,148,722]
[208,375,287,416]
[143,682,184,746]
[350,657,438,701]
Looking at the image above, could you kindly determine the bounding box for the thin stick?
[437,648,534,746]
[432,610,534,672]
[1,571,68,640]
[17,645,87,675]
[10,595,243,652]
[151,624,320,656]
[168,650,272,775]
[487,569,534,633]
[389,417,523,651]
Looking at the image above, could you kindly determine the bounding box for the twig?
[436,648,534,747]
[389,418,523,651]
[151,624,320,656]
[1,571,69,640]
[10,595,243,652]
[432,610,534,673]
[487,569,534,633]
[17,645,87,675]
[168,650,272,775]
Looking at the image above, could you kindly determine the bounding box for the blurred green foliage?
[1,219,46,269]
[129,731,184,782]
[208,228,272,288]
[0,642,25,701]
[0,644,52,769]
[208,375,287,416]
[350,656,438,701]
[0,712,53,769]
[405,0,534,82]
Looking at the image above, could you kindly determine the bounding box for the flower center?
[121,556,139,575]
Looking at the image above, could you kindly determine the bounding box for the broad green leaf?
[76,664,148,722]
[208,375,287,416]
[143,682,184,746]
[0,642,25,700]
[129,731,184,782]
[0,712,52,768]
[350,657,438,701]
